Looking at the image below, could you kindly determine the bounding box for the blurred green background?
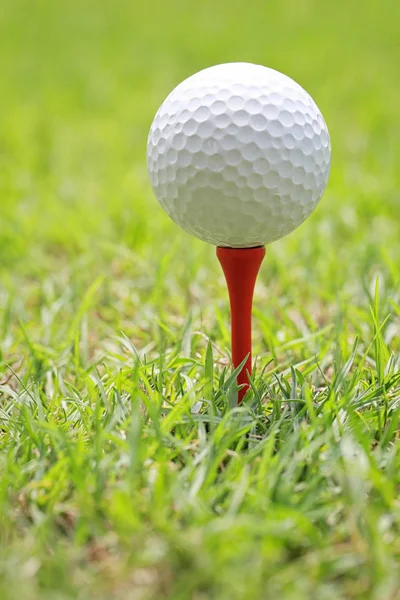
[1,0,399,353]
[1,0,399,263]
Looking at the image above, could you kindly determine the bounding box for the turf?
[0,0,400,598]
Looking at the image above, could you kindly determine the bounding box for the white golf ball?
[147,62,331,248]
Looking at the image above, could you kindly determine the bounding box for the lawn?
[0,0,400,598]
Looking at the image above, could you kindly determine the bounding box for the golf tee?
[216,246,266,403]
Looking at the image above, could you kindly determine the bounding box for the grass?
[0,0,400,597]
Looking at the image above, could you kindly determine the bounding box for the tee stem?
[216,246,266,403]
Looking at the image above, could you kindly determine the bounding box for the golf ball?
[147,62,331,248]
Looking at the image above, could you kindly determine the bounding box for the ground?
[0,0,400,598]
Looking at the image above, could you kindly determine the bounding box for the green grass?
[1,0,400,598]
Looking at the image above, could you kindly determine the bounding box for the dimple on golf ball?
[147,62,331,248]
